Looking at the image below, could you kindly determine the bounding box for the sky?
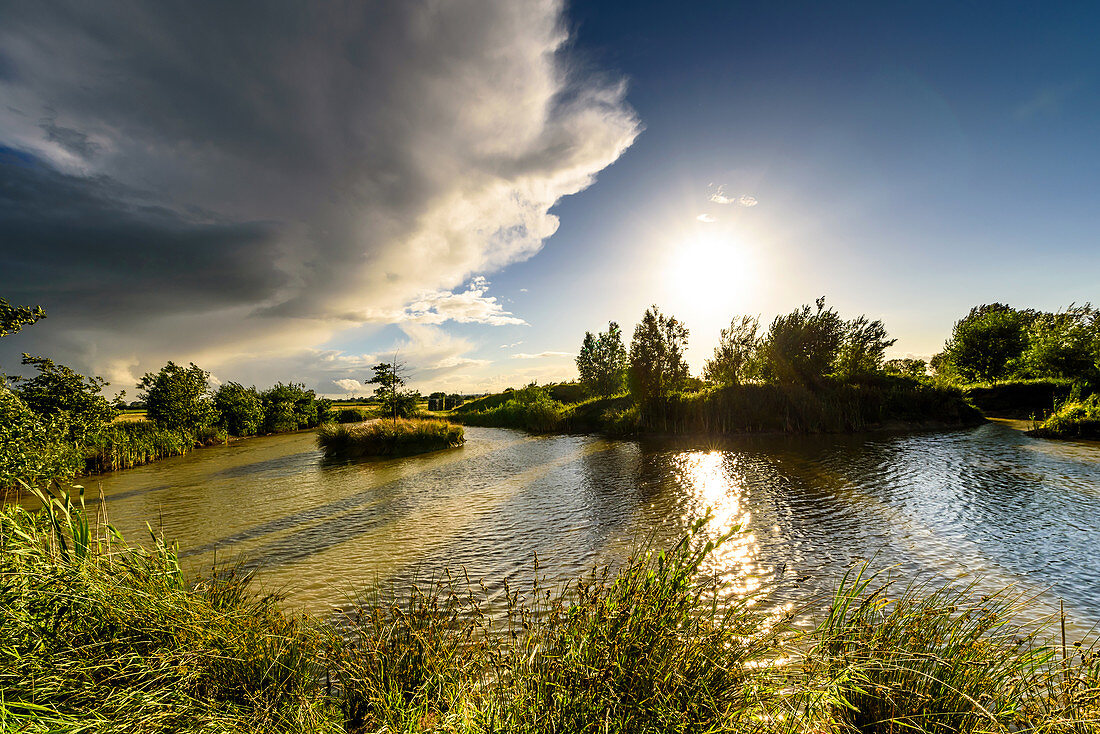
[1,0,1098,397]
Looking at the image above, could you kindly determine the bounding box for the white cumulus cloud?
[0,0,639,392]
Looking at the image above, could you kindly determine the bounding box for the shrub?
[334,407,368,423]
[214,382,265,436]
[0,388,83,489]
[1029,393,1100,440]
[453,385,565,432]
[262,382,328,433]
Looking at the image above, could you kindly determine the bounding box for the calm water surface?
[36,423,1100,631]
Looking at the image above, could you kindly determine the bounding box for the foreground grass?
[317,418,464,458]
[1029,395,1100,440]
[3,490,1098,733]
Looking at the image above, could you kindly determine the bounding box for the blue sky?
[482,1,1100,378]
[1,1,1097,394]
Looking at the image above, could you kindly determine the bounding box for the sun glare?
[669,230,757,314]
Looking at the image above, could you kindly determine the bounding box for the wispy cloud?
[511,351,572,359]
[709,187,735,205]
[708,185,758,207]
[1013,81,1083,120]
[696,213,717,223]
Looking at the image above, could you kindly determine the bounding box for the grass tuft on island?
[317,418,464,458]
[3,490,1099,733]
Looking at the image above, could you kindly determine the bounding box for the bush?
[139,361,218,432]
[1028,393,1100,440]
[261,382,328,433]
[453,385,565,432]
[214,382,265,436]
[0,388,83,489]
[334,407,368,423]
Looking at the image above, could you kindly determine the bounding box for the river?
[33,422,1100,632]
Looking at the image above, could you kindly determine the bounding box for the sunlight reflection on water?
[19,423,1100,634]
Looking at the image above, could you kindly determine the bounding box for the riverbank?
[962,378,1090,419]
[1027,394,1100,440]
[451,377,984,437]
[3,492,1096,733]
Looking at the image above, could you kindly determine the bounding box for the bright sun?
[668,230,756,314]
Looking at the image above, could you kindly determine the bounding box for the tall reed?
[317,418,464,458]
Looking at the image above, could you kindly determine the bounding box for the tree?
[368,356,418,422]
[703,315,760,386]
[138,361,217,432]
[576,321,627,397]
[940,304,1031,383]
[628,306,690,405]
[1019,304,1099,382]
[761,297,846,384]
[11,354,116,443]
[834,315,897,380]
[214,382,265,436]
[260,382,328,433]
[0,297,45,338]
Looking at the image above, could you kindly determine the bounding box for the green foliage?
[835,314,896,380]
[628,305,690,405]
[0,493,336,733]
[138,361,218,432]
[0,389,83,488]
[884,357,928,378]
[11,353,117,443]
[83,421,193,473]
[703,315,761,386]
[1029,393,1100,440]
[213,381,265,436]
[367,358,419,421]
[261,382,328,433]
[1018,304,1099,382]
[453,384,566,432]
[317,418,463,458]
[0,296,45,338]
[4,498,1099,733]
[760,297,847,384]
[648,377,980,434]
[938,304,1033,383]
[804,568,1070,734]
[576,321,627,397]
[334,407,368,423]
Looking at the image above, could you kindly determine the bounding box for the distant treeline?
[456,299,1100,438]
[454,298,983,435]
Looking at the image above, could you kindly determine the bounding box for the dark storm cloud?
[0,147,285,320]
[0,0,638,387]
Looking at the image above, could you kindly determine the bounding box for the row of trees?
[140,362,332,436]
[933,303,1099,384]
[576,298,898,404]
